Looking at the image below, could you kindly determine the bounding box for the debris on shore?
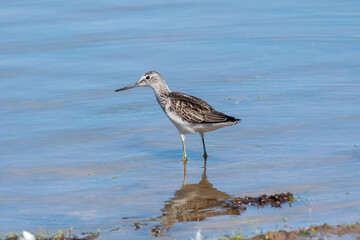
[223,222,360,239]
[230,192,294,209]
[3,230,99,240]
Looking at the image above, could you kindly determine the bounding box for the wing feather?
[168,92,240,124]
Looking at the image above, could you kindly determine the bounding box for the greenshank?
[115,71,240,161]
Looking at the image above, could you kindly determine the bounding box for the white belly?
[165,109,228,135]
[165,110,196,135]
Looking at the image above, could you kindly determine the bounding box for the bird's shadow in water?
[150,157,295,236]
[153,157,240,233]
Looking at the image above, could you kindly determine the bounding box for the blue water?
[1,0,360,239]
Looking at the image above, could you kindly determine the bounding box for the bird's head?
[115,71,164,92]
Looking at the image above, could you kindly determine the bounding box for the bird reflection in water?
[158,159,240,231]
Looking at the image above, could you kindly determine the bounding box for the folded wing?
[169,92,240,124]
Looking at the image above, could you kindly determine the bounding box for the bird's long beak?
[114,82,139,92]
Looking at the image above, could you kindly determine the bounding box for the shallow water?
[1,0,360,239]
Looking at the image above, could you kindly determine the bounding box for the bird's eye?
[146,76,150,80]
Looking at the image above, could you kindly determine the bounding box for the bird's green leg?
[180,134,187,162]
[200,132,208,158]
[182,160,187,185]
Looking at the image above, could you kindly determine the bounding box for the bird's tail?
[225,115,241,123]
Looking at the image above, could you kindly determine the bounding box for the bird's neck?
[150,81,170,108]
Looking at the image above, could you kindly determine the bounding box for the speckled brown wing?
[168,92,240,124]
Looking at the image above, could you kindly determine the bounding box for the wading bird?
[115,71,240,161]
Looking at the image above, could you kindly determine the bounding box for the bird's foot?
[202,154,208,168]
